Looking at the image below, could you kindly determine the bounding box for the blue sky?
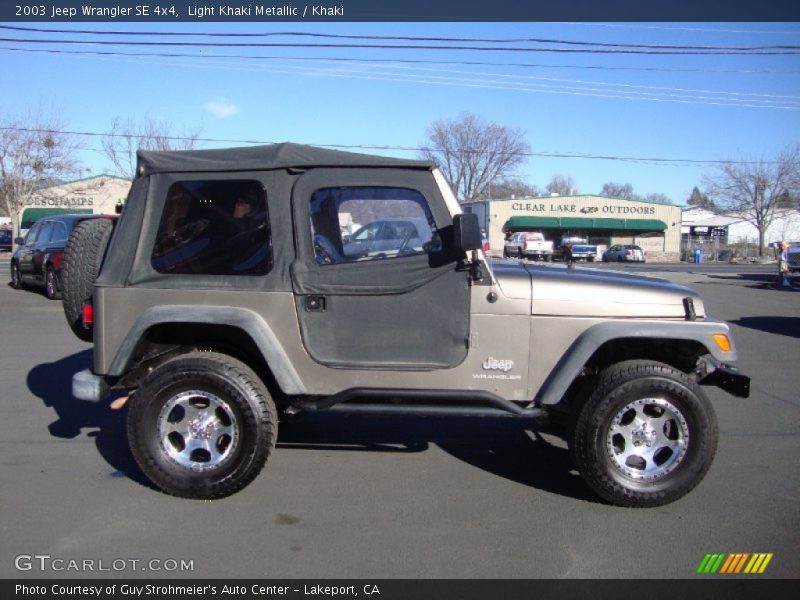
[2,21,799,203]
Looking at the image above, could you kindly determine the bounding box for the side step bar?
[289,388,545,419]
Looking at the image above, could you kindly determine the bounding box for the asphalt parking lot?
[1,255,798,579]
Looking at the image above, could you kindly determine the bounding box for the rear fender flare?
[106,305,306,395]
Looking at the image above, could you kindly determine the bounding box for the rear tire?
[62,219,113,341]
[127,351,277,499]
[570,360,717,507]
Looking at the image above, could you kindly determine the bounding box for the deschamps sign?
[29,197,94,207]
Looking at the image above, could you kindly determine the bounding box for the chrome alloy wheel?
[157,390,240,472]
[46,269,56,298]
[606,397,689,482]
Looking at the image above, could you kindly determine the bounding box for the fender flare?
[106,305,306,395]
[534,319,737,406]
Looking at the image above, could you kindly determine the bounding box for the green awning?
[622,219,667,231]
[506,216,561,229]
[504,216,666,232]
[592,218,626,229]
[20,208,92,228]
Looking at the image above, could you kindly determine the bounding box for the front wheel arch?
[569,360,718,507]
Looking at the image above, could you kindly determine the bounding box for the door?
[30,220,56,283]
[17,220,44,281]
[291,168,471,370]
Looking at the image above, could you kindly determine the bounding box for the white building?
[18,174,131,234]
[681,206,800,245]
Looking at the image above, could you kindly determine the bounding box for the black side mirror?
[14,237,25,245]
[453,213,482,252]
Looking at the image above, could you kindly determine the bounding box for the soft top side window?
[151,179,272,276]
[309,186,440,266]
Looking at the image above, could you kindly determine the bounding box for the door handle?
[304,295,326,312]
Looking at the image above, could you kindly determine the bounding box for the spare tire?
[62,218,114,342]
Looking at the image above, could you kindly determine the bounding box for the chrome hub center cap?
[631,423,658,448]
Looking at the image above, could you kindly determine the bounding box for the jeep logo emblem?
[482,357,514,372]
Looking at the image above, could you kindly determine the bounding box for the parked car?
[503,231,554,260]
[787,243,800,273]
[10,214,116,299]
[0,229,12,252]
[66,142,749,507]
[554,237,597,262]
[340,217,434,260]
[602,244,646,263]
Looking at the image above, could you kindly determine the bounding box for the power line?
[565,22,800,36]
[0,126,784,166]
[2,36,800,55]
[71,51,800,110]
[10,39,792,109]
[2,25,799,52]
[4,45,798,75]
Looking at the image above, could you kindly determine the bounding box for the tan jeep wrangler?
[63,143,749,507]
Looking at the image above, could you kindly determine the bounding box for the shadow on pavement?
[730,316,800,339]
[706,272,800,288]
[27,349,153,489]
[279,412,596,503]
[27,351,595,502]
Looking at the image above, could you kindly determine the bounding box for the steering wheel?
[154,219,210,255]
[314,234,338,265]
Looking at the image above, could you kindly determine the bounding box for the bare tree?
[480,178,540,200]
[703,145,800,256]
[102,116,202,179]
[419,113,530,202]
[0,109,84,240]
[686,186,714,209]
[600,182,636,200]
[545,174,577,196]
[643,192,674,205]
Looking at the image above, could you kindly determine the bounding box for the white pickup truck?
[503,231,554,261]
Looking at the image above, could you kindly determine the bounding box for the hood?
[490,259,703,319]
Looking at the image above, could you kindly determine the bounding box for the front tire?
[570,360,717,507]
[10,262,21,289]
[127,351,277,499]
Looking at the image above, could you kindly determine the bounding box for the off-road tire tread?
[127,351,277,499]
[570,359,718,508]
[61,218,113,341]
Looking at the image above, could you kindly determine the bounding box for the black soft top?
[136,142,434,176]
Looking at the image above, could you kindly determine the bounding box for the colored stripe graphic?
[698,552,773,575]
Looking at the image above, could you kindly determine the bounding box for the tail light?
[82,302,94,329]
[483,241,490,252]
[50,251,64,269]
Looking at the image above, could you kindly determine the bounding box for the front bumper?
[73,369,109,402]
[697,356,750,398]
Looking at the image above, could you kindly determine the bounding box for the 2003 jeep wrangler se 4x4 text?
[64,143,750,507]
